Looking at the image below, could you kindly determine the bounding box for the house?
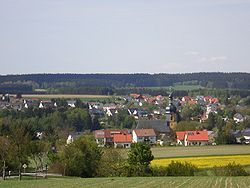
[106,108,118,117]
[182,96,192,102]
[65,132,85,145]
[176,131,209,146]
[94,129,130,147]
[12,102,23,111]
[89,108,105,118]
[233,113,245,123]
[39,101,44,108]
[38,100,53,108]
[204,96,213,103]
[210,98,219,104]
[113,133,132,148]
[130,94,144,101]
[136,120,170,135]
[132,129,156,144]
[67,100,76,108]
[66,135,74,145]
[103,103,116,111]
[137,109,149,118]
[41,100,54,108]
[128,108,138,116]
[23,99,40,108]
[233,129,250,144]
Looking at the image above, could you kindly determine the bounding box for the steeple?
[166,92,177,130]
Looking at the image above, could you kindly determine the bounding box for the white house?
[66,135,74,145]
[132,129,156,144]
[39,101,44,108]
[67,100,76,108]
[233,113,245,123]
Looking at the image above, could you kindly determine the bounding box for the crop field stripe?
[151,154,250,168]
[150,145,250,159]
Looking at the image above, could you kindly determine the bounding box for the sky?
[0,0,250,74]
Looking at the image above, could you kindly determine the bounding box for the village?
[1,92,249,148]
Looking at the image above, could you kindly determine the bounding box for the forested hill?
[0,72,249,94]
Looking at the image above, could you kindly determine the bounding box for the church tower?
[166,92,177,130]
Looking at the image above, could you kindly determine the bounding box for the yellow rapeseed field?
[151,155,250,168]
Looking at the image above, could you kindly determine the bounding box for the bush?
[97,149,126,177]
[213,162,248,176]
[166,161,198,176]
[151,166,168,176]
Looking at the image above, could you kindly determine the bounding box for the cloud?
[184,51,199,56]
[200,56,228,63]
[210,56,227,61]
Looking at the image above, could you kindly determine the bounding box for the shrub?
[97,149,126,177]
[213,162,248,176]
[166,161,198,176]
[151,166,168,176]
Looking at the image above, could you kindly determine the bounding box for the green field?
[144,84,202,91]
[22,94,112,99]
[21,94,115,102]
[150,145,250,158]
[1,177,250,188]
[116,145,250,159]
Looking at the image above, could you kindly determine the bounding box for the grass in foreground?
[1,176,250,188]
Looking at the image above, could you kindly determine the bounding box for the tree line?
[0,73,249,94]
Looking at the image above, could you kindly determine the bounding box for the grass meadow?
[1,177,250,188]
[22,94,112,99]
[116,145,250,159]
[150,145,250,158]
[2,146,250,187]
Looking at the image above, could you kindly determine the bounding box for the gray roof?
[136,120,170,133]
[233,128,250,137]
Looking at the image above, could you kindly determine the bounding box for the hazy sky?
[0,0,250,74]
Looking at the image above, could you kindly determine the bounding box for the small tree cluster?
[60,136,102,177]
[127,142,154,176]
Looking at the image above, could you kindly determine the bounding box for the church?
[136,92,178,140]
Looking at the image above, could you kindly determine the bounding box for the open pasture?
[1,177,250,188]
[150,145,250,159]
[116,145,250,159]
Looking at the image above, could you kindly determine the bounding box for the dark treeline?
[0,72,249,94]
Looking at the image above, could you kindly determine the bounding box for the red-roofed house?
[94,129,129,147]
[204,96,213,102]
[132,129,156,144]
[113,134,132,148]
[182,96,192,102]
[176,131,209,146]
[210,98,219,104]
